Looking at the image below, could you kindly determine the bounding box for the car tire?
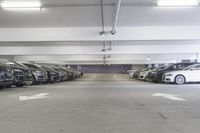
[175,75,185,85]
[16,84,24,87]
[155,77,161,83]
[5,85,12,88]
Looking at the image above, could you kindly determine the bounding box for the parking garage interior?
[0,0,200,133]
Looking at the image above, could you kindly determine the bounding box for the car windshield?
[34,64,42,68]
[23,64,39,69]
[15,62,28,68]
[165,64,185,71]
[183,65,193,70]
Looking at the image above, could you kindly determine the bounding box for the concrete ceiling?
[0,0,200,64]
[0,0,200,27]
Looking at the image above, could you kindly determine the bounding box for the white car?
[128,72,134,78]
[163,64,200,85]
[138,68,155,80]
[127,69,138,78]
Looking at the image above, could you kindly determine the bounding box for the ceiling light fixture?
[1,1,42,10]
[146,57,151,61]
[157,0,199,6]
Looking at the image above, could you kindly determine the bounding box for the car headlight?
[166,73,173,76]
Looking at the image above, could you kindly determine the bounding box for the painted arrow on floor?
[152,93,186,101]
[19,93,50,101]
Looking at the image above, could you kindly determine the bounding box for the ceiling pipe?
[99,0,111,36]
[111,0,121,35]
[100,0,105,33]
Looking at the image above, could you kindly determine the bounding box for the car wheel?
[16,84,24,87]
[155,77,161,83]
[175,75,185,85]
[26,81,33,86]
[5,85,12,88]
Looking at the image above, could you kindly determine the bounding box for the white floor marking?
[152,93,186,101]
[19,93,50,101]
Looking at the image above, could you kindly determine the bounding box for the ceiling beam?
[41,3,157,8]
[1,26,200,41]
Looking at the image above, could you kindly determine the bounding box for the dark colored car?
[60,67,76,80]
[146,63,194,83]
[51,66,69,81]
[0,60,29,87]
[41,65,59,83]
[69,68,82,78]
[6,61,33,86]
[0,63,13,89]
[14,62,33,85]
[23,63,48,84]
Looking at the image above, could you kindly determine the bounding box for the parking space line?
[152,93,186,101]
[19,93,50,101]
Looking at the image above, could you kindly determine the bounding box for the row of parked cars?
[128,63,200,85]
[0,60,83,89]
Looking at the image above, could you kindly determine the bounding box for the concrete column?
[196,53,200,63]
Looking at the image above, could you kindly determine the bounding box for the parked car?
[60,67,76,80]
[0,60,29,87]
[138,68,155,80]
[23,63,48,84]
[146,63,194,83]
[51,66,69,81]
[0,63,13,89]
[129,72,134,78]
[40,65,59,83]
[128,69,138,78]
[126,69,137,74]
[43,66,63,82]
[14,62,33,85]
[163,64,200,85]
[3,61,34,86]
[69,68,82,78]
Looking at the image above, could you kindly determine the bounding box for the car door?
[189,65,200,82]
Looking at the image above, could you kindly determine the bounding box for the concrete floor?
[0,74,200,133]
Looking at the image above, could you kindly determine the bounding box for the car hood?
[165,70,186,75]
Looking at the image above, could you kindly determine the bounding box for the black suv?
[60,67,76,80]
[0,60,28,87]
[41,65,59,83]
[14,62,33,85]
[23,63,48,84]
[147,63,194,83]
[0,63,13,89]
[51,66,69,81]
[5,61,33,86]
[70,68,83,78]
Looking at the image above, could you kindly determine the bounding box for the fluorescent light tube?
[157,0,199,6]
[2,7,41,11]
[146,57,151,61]
[1,1,41,8]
